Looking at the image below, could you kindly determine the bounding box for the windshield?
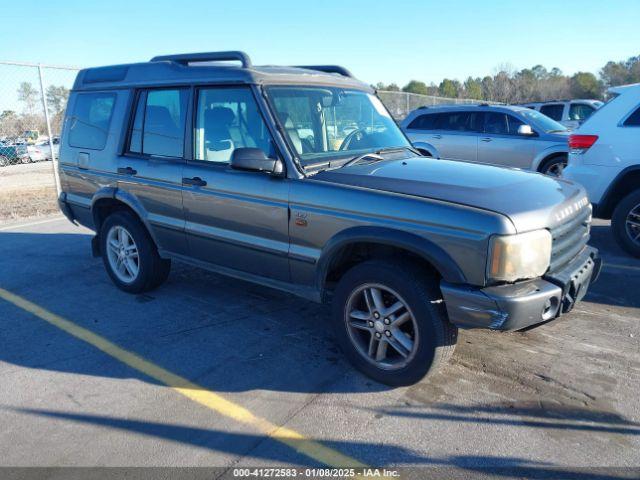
[518,109,568,133]
[266,87,410,165]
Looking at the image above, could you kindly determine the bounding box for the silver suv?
[522,100,603,129]
[401,105,570,176]
[57,51,600,386]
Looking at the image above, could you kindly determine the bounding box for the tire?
[611,189,640,258]
[20,156,31,164]
[0,155,9,167]
[331,259,457,386]
[100,211,171,293]
[539,155,567,177]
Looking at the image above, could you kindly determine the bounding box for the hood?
[311,156,587,232]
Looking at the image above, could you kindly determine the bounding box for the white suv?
[563,83,640,257]
[523,100,603,129]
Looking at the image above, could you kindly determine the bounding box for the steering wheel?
[339,129,367,151]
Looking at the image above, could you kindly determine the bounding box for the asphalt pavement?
[0,215,638,476]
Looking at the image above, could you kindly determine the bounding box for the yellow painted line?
[603,263,640,273]
[0,287,365,468]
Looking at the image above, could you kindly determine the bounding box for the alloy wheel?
[625,203,640,246]
[545,161,566,177]
[344,283,419,370]
[106,225,140,283]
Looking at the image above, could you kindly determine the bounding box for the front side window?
[128,88,188,158]
[194,87,275,163]
[506,114,525,135]
[266,87,410,165]
[540,104,564,121]
[69,92,116,150]
[569,103,595,121]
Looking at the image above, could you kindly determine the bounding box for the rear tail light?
[569,134,598,153]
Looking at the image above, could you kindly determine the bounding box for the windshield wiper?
[341,152,384,168]
[374,146,420,155]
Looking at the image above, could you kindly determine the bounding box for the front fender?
[316,226,467,293]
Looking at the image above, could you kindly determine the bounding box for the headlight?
[488,229,552,283]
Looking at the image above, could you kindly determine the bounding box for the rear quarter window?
[407,114,437,130]
[68,92,116,150]
[623,106,640,126]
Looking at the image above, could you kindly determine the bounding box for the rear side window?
[440,112,471,131]
[569,103,595,121]
[540,104,564,121]
[623,106,640,126]
[68,93,116,150]
[128,88,188,158]
[484,112,508,134]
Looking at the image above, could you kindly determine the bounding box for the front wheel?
[331,259,457,386]
[100,211,171,293]
[612,189,640,258]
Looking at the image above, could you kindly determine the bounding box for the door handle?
[432,134,442,139]
[183,176,207,187]
[117,166,137,175]
[481,137,492,142]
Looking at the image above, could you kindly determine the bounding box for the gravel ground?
[0,162,58,220]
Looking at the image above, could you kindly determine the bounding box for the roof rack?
[150,51,252,68]
[294,65,354,78]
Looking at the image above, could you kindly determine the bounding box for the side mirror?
[517,124,535,136]
[230,148,283,174]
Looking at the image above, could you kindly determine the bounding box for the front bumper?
[441,246,601,331]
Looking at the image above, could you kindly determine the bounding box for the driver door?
[182,85,290,281]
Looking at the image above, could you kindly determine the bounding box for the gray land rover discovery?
[57,51,601,386]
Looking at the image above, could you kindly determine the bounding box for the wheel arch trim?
[597,165,640,218]
[316,226,467,293]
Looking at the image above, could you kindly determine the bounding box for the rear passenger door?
[117,88,189,255]
[477,112,535,168]
[435,111,481,162]
[181,86,290,281]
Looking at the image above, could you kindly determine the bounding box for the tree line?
[0,82,69,140]
[376,54,640,103]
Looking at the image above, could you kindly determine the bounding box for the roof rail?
[294,65,354,78]
[150,51,252,68]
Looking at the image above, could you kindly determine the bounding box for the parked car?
[0,141,29,166]
[522,100,603,129]
[563,83,640,257]
[57,51,601,386]
[36,137,60,161]
[401,105,570,175]
[26,144,47,162]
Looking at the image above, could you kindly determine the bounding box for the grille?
[549,206,592,273]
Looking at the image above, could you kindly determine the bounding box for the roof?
[607,83,640,95]
[410,104,527,114]
[72,51,371,92]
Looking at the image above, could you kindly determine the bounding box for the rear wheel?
[100,211,171,293]
[540,155,567,177]
[0,155,9,167]
[331,259,457,386]
[612,189,640,258]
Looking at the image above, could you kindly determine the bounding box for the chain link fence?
[378,90,499,120]
[0,61,79,220]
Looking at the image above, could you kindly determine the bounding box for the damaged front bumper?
[441,246,601,331]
